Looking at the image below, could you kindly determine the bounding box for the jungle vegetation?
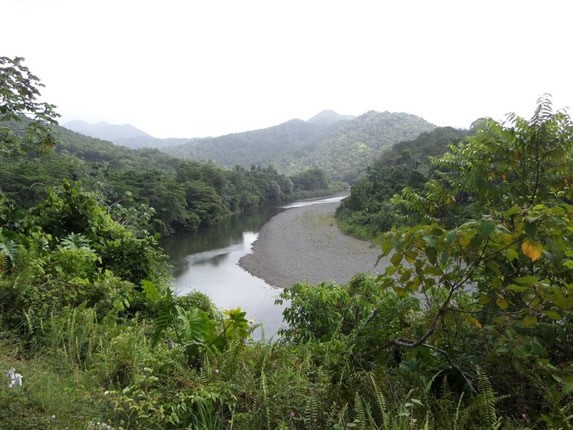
[1,57,572,429]
[163,110,436,182]
[1,101,341,239]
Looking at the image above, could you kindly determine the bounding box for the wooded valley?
[1,56,572,429]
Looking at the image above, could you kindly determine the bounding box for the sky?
[3,0,572,138]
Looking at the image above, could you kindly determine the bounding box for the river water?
[161,194,346,339]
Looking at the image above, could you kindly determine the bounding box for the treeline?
[0,124,342,237]
[336,126,472,238]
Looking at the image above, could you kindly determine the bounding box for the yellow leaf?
[521,239,543,262]
[467,316,482,329]
[496,297,509,310]
[522,315,537,328]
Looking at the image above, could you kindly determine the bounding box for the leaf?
[524,222,537,238]
[381,238,393,256]
[479,221,496,237]
[504,206,521,217]
[445,229,456,244]
[392,286,408,297]
[425,247,437,264]
[485,261,500,274]
[507,284,528,292]
[505,248,519,262]
[496,297,509,310]
[467,316,482,329]
[521,239,543,261]
[522,315,538,328]
[142,280,161,304]
[543,310,562,320]
[469,233,484,251]
[391,252,403,266]
[399,269,412,283]
[457,231,472,248]
[478,294,492,305]
[515,276,538,285]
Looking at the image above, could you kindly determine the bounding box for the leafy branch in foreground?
[1,56,60,156]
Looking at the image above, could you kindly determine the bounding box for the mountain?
[62,120,195,149]
[113,135,195,149]
[63,120,150,141]
[163,111,435,182]
[307,110,356,127]
[163,118,339,169]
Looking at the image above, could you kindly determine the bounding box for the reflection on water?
[161,194,347,339]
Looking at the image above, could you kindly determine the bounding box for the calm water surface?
[161,194,346,338]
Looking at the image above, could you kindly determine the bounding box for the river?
[161,194,347,339]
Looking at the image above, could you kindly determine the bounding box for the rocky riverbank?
[238,199,388,288]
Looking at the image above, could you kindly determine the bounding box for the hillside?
[163,118,339,169]
[277,111,436,182]
[62,120,193,149]
[163,111,435,182]
[336,126,472,237]
[63,120,150,141]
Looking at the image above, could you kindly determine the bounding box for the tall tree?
[0,56,59,157]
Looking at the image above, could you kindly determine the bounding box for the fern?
[455,367,508,429]
[304,390,319,430]
[151,290,177,347]
[260,354,271,430]
[369,374,389,426]
[354,391,367,430]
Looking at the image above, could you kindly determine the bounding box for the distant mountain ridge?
[164,110,435,182]
[307,110,356,126]
[62,120,193,149]
[63,120,150,141]
[63,111,436,181]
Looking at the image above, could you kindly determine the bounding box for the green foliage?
[1,58,568,428]
[0,56,59,157]
[1,120,337,238]
[336,127,470,238]
[165,111,436,182]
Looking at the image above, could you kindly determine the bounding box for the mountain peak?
[307,110,355,127]
[63,120,151,142]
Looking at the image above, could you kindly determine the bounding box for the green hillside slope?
[163,111,435,182]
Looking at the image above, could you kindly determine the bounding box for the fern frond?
[354,392,367,430]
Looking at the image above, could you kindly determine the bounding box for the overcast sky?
[4,0,572,138]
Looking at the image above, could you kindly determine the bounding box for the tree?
[371,96,573,416]
[0,56,59,157]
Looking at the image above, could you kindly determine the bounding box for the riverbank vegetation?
[2,57,572,428]
[335,126,472,239]
[0,67,342,239]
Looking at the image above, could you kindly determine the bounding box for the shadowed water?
[161,195,346,339]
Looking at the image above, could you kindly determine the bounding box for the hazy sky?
[4,0,572,138]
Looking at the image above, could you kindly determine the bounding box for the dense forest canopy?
[336,126,473,238]
[1,57,572,429]
[163,111,436,182]
[1,114,342,238]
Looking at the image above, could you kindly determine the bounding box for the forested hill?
[62,120,192,149]
[336,126,472,238]
[163,111,435,182]
[275,111,435,182]
[0,123,343,238]
[63,120,150,141]
[163,118,335,171]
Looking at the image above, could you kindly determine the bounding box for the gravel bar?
[238,199,389,288]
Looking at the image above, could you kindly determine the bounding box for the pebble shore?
[238,199,389,288]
